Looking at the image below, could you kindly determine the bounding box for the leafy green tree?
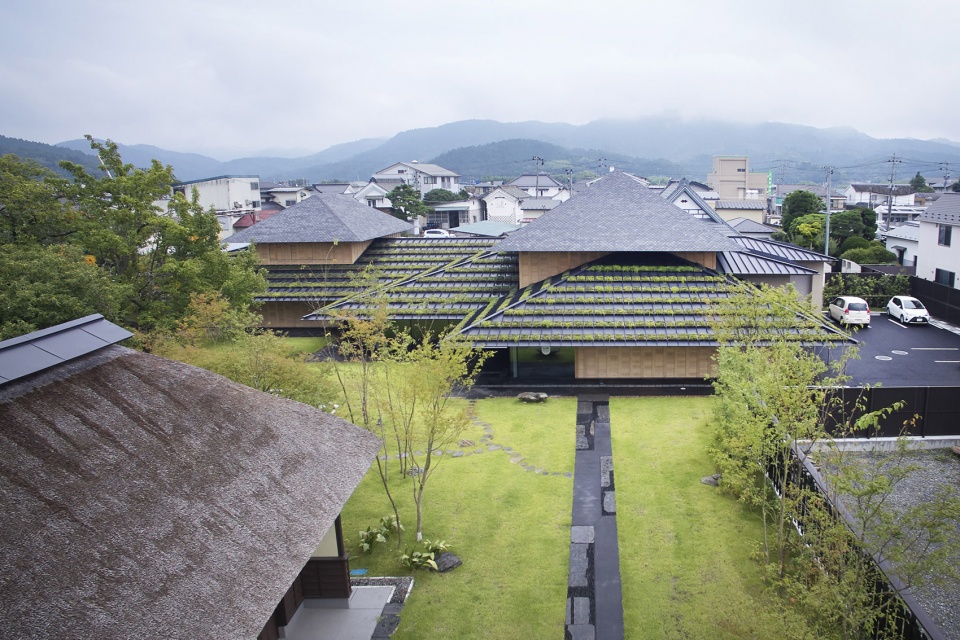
[909,172,933,193]
[857,208,878,240]
[422,188,467,204]
[781,190,824,234]
[0,244,125,339]
[0,155,74,245]
[789,213,825,248]
[839,236,870,254]
[839,244,897,265]
[386,184,430,221]
[827,210,865,243]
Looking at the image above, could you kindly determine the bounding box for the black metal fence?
[768,445,948,640]
[911,276,960,326]
[821,386,960,438]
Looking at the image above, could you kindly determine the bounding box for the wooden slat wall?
[256,240,372,265]
[574,346,717,379]
[672,252,716,270]
[519,251,610,288]
[300,557,352,599]
[260,301,320,329]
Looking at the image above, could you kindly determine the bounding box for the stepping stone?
[603,490,616,514]
[474,449,485,454]
[503,447,513,452]
[510,456,524,464]
[568,543,589,587]
[452,451,464,458]
[566,624,595,640]
[563,472,573,478]
[487,444,501,451]
[570,526,595,544]
[572,597,591,625]
[535,468,544,474]
[576,436,590,450]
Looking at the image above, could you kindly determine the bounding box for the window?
[441,177,450,186]
[423,176,437,185]
[935,268,955,287]
[285,199,296,206]
[251,200,260,208]
[736,168,746,172]
[939,224,952,246]
[367,199,378,207]
[250,182,259,190]
[398,169,406,174]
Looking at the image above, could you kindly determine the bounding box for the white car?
[423,228,453,238]
[828,296,871,326]
[886,296,930,325]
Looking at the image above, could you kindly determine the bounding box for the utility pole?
[824,166,834,256]
[886,154,901,229]
[565,168,574,194]
[532,156,543,197]
[942,162,952,193]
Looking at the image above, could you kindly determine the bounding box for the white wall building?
[172,175,261,238]
[915,193,960,288]
[371,162,460,197]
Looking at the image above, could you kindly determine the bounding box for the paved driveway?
[821,314,960,387]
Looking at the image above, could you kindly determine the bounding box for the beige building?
[706,156,769,200]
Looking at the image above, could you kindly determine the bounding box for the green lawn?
[340,395,808,639]
[340,396,577,639]
[280,335,328,356]
[611,397,806,639]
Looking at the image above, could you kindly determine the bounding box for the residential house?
[482,186,531,225]
[712,199,768,224]
[844,183,916,209]
[881,220,920,269]
[372,162,461,197]
[505,173,570,200]
[428,198,483,229]
[0,315,380,640]
[350,181,392,211]
[261,184,313,210]
[659,180,725,222]
[706,156,769,200]
[914,193,960,288]
[172,174,262,238]
[225,193,412,328]
[771,184,845,223]
[519,197,562,222]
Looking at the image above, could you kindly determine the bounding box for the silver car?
[886,296,930,325]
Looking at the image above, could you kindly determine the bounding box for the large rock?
[517,392,549,403]
[433,552,462,573]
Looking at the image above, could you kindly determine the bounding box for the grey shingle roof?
[0,340,380,639]
[521,197,561,211]
[849,184,915,196]
[507,174,563,189]
[731,236,832,262]
[727,217,778,234]
[718,251,816,276]
[495,171,742,253]
[715,200,767,210]
[224,193,411,244]
[917,193,960,224]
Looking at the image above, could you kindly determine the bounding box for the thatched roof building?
[0,316,380,639]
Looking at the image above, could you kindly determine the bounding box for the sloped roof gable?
[495,171,741,253]
[225,193,411,244]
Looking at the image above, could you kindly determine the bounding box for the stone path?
[567,395,624,640]
[378,400,574,478]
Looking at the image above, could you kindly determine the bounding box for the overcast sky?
[2,0,957,160]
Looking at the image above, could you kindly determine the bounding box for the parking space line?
[886,318,907,328]
[912,347,960,351]
[935,360,960,363]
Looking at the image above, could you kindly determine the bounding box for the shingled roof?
[0,333,380,639]
[917,192,960,224]
[495,171,741,253]
[225,193,411,244]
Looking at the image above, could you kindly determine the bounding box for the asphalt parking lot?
[819,313,960,387]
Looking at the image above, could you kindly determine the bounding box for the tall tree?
[781,190,824,234]
[909,172,933,193]
[387,184,430,221]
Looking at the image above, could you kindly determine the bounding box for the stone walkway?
[567,395,624,640]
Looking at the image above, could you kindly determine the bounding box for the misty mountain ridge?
[4,117,958,186]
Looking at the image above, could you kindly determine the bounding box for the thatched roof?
[0,345,380,639]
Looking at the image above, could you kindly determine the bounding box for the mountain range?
[5,117,960,186]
